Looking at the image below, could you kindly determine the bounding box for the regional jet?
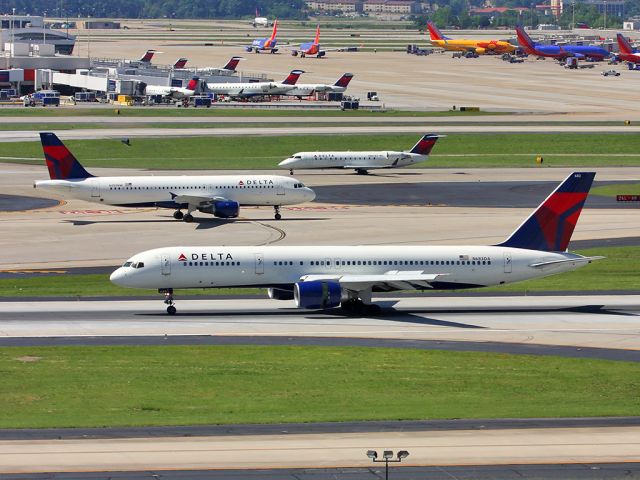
[616,33,640,64]
[111,172,602,315]
[279,134,439,174]
[205,70,302,99]
[142,77,199,100]
[280,73,354,98]
[252,8,270,27]
[516,25,609,60]
[427,21,516,54]
[34,133,315,221]
[246,19,278,53]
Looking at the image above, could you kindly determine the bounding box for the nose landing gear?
[161,288,176,315]
[274,205,282,220]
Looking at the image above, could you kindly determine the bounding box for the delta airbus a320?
[111,172,601,315]
[34,133,315,221]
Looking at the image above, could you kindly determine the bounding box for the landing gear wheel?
[275,213,282,220]
[289,169,294,175]
[274,206,281,220]
[183,213,194,223]
[173,210,184,220]
[356,169,369,175]
[167,305,177,315]
[365,304,382,316]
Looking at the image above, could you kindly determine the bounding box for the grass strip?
[1,346,639,428]
[591,183,640,198]
[0,246,636,298]
[3,133,640,170]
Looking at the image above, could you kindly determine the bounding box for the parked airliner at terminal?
[111,172,601,315]
[34,133,315,221]
[279,134,439,174]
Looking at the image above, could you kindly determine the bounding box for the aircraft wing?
[300,271,447,292]
[172,194,227,206]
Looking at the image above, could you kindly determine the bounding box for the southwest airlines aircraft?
[111,172,601,315]
[516,25,609,60]
[279,134,439,174]
[616,33,640,64]
[427,21,516,54]
[34,133,315,221]
[246,19,278,53]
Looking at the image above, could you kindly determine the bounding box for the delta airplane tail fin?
[409,134,440,155]
[334,73,354,88]
[314,24,320,44]
[186,77,200,91]
[222,56,242,71]
[139,49,156,63]
[515,25,536,52]
[173,57,188,69]
[617,33,635,55]
[426,21,449,41]
[497,172,595,252]
[282,69,304,85]
[40,132,93,180]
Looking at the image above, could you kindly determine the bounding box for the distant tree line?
[2,0,307,19]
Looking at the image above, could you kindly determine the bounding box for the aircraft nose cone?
[305,188,316,202]
[109,267,128,287]
[279,158,294,167]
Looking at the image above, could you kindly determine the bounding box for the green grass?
[1,246,637,298]
[2,133,640,170]
[591,183,640,197]
[1,345,639,428]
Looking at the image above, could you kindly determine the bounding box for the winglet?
[409,134,440,155]
[497,172,595,252]
[39,132,93,180]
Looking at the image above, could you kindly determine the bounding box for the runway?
[1,295,639,351]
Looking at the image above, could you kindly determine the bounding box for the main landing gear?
[340,299,382,316]
[161,288,176,315]
[274,205,282,220]
[173,209,194,222]
[355,169,370,175]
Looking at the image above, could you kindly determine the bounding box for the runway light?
[365,449,409,480]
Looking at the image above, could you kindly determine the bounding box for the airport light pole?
[571,1,575,30]
[366,450,409,480]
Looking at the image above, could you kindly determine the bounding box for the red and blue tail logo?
[409,134,439,155]
[283,70,304,85]
[173,57,188,69]
[334,73,353,88]
[40,132,93,180]
[223,56,242,71]
[498,172,595,252]
[186,77,200,91]
[139,49,156,63]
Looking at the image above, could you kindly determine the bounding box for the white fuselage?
[110,245,590,291]
[279,151,427,171]
[282,83,348,97]
[205,81,292,97]
[144,85,194,100]
[34,175,315,208]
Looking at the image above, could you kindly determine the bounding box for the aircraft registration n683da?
[34,133,315,221]
[111,172,602,315]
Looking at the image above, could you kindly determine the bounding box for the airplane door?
[91,181,100,198]
[276,181,285,196]
[161,254,171,276]
[503,252,512,274]
[255,253,264,275]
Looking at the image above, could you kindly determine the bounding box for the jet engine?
[268,287,295,300]
[200,200,240,218]
[294,280,342,309]
[475,47,486,55]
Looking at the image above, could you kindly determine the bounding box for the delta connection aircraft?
[204,69,303,99]
[111,172,602,315]
[34,133,315,221]
[279,134,439,174]
[426,21,516,54]
[280,72,354,99]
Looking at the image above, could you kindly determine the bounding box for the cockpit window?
[293,183,305,188]
[132,262,145,269]
[294,155,302,159]
[123,261,133,267]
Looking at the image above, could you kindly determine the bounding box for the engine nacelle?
[200,200,239,218]
[475,47,486,55]
[294,280,342,310]
[268,287,294,300]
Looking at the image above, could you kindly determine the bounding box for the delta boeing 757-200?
[34,133,315,221]
[111,172,601,315]
[279,134,439,174]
